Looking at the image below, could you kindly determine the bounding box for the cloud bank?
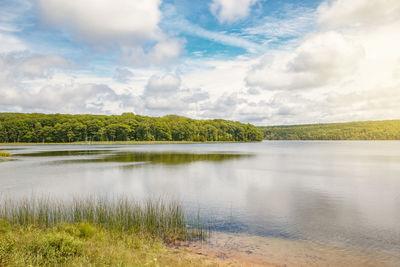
[37,0,182,66]
[1,0,400,125]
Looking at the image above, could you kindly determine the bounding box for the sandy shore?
[180,232,400,266]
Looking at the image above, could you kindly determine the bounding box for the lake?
[1,141,400,265]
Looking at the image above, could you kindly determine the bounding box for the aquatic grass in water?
[0,196,206,243]
[0,151,11,157]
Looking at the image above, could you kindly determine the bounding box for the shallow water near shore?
[1,141,400,265]
[186,231,400,266]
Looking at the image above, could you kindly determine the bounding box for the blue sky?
[1,0,400,125]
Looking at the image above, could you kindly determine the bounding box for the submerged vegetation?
[259,120,400,140]
[0,113,263,143]
[0,196,209,266]
[0,151,11,157]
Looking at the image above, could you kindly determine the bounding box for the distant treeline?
[0,113,263,143]
[259,120,400,140]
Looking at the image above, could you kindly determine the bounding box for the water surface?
[1,141,400,265]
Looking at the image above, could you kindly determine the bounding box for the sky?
[0,0,400,125]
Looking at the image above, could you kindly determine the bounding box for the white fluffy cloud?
[245,1,400,91]
[141,74,210,115]
[14,55,71,79]
[37,0,182,66]
[243,0,400,124]
[210,0,259,24]
[0,52,136,114]
[0,33,26,53]
[246,31,365,90]
[0,84,117,113]
[113,68,134,83]
[37,0,162,44]
[121,38,184,67]
[0,53,71,80]
[318,0,400,28]
[201,92,247,119]
[146,74,181,95]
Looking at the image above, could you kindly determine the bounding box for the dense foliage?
[259,120,400,140]
[0,113,263,143]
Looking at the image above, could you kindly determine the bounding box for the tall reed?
[0,196,206,243]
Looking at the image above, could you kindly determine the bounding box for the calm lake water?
[1,141,400,264]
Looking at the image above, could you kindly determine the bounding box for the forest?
[259,120,400,140]
[0,113,263,143]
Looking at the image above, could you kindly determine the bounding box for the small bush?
[58,222,96,239]
[23,231,82,265]
[0,151,11,157]
[58,223,80,237]
[77,222,96,239]
[0,219,11,234]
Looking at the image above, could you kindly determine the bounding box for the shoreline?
[1,140,399,147]
[182,232,400,267]
[0,223,234,267]
[0,141,261,146]
[2,224,399,266]
[0,196,215,266]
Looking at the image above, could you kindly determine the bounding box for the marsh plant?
[0,151,11,157]
[0,217,210,266]
[0,196,206,243]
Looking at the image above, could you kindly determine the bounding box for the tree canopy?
[259,120,400,140]
[0,113,263,143]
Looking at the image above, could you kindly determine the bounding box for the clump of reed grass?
[0,196,206,244]
[0,151,11,157]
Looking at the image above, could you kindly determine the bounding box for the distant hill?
[0,113,263,143]
[258,120,400,140]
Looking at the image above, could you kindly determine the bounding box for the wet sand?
[182,232,400,266]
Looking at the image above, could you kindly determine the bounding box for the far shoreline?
[2,140,400,146]
[0,140,262,146]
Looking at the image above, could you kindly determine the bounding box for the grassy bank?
[0,151,11,157]
[0,222,216,266]
[0,196,209,266]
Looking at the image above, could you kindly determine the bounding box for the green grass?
[0,196,210,266]
[0,151,11,157]
[0,222,216,266]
